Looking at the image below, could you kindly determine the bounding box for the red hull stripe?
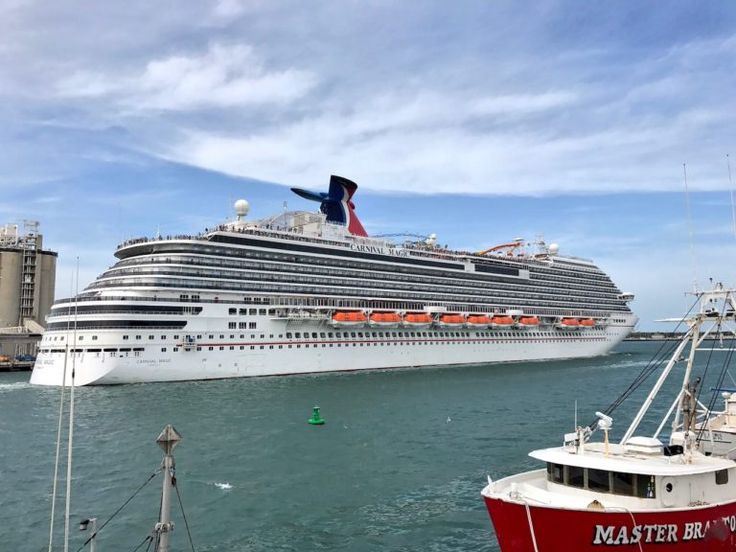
[484,496,736,551]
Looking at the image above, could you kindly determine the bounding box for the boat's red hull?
[484,495,736,551]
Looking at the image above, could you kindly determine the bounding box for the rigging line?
[130,535,153,552]
[591,295,701,428]
[683,163,698,292]
[728,154,735,239]
[64,258,80,552]
[174,479,197,552]
[694,295,729,409]
[74,469,161,552]
[47,271,75,552]
[698,330,736,444]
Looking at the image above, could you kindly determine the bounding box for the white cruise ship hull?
[30,315,635,386]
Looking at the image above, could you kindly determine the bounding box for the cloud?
[55,43,317,110]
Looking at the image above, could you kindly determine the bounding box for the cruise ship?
[30,176,637,386]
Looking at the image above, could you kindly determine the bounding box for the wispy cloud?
[55,43,317,110]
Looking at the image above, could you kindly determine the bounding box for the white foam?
[214,482,233,491]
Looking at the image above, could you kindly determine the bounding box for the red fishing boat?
[482,286,736,551]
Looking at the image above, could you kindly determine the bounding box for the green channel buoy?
[308,406,325,425]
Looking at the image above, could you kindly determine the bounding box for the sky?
[2,1,736,330]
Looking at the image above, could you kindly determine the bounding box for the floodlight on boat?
[595,411,613,431]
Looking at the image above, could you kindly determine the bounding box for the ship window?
[259,309,266,315]
[161,348,167,352]
[209,347,214,351]
[220,335,225,339]
[357,332,363,338]
[209,335,214,339]
[312,332,318,338]
[328,333,333,338]
[79,336,84,341]
[566,466,584,488]
[587,469,610,492]
[295,333,301,338]
[161,335,166,340]
[320,333,326,338]
[173,347,179,352]
[92,335,98,341]
[249,308,257,315]
[547,463,564,484]
[229,308,236,315]
[351,332,356,338]
[231,335,235,339]
[716,469,729,485]
[239,308,247,315]
[634,474,655,498]
[228,322,236,329]
[149,335,154,340]
[174,335,179,340]
[249,322,256,329]
[196,347,201,351]
[287,333,292,339]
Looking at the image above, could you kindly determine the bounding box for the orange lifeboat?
[557,317,580,329]
[331,310,367,326]
[580,318,596,328]
[437,314,465,327]
[467,315,493,327]
[369,311,402,327]
[402,313,433,327]
[518,316,540,328]
[490,316,514,328]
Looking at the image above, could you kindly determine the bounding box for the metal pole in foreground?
[154,425,182,552]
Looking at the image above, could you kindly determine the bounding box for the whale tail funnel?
[291,175,368,236]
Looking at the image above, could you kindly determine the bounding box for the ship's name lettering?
[592,515,736,545]
[349,244,409,257]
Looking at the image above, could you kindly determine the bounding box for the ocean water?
[0,342,722,551]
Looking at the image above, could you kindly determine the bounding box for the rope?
[75,469,160,552]
[130,535,153,552]
[174,478,197,551]
[524,502,540,552]
[589,294,700,430]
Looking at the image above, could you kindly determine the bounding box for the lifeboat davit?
[517,316,540,328]
[331,310,367,326]
[437,314,465,327]
[466,315,493,328]
[490,316,514,328]
[580,318,596,328]
[557,317,580,329]
[402,313,433,327]
[369,312,402,327]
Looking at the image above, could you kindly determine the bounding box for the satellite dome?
[234,199,250,218]
[548,243,559,255]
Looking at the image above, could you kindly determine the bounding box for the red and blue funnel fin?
[291,175,368,237]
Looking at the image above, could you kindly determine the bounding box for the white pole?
[64,258,80,552]
[620,330,692,444]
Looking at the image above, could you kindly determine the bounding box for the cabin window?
[612,472,634,495]
[635,474,656,498]
[547,463,564,483]
[587,469,610,493]
[229,308,236,315]
[716,469,729,485]
[566,466,584,488]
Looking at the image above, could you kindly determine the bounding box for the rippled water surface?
[1,342,717,551]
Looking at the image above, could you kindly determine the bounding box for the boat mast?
[153,425,182,552]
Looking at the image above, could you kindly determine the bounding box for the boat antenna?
[64,257,80,552]
[728,154,735,239]
[683,163,698,292]
[47,269,76,551]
